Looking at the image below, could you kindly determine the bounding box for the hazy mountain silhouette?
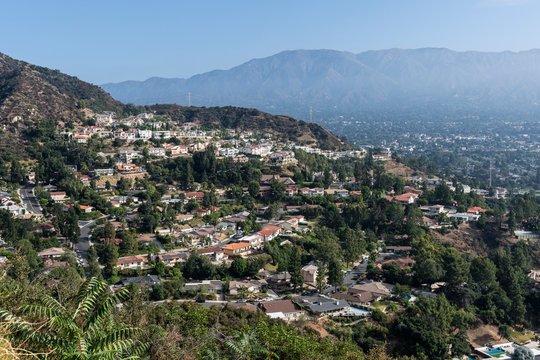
[102,48,540,119]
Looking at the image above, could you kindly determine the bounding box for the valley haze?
[102,47,540,120]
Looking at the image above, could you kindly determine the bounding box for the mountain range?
[0,52,345,150]
[102,48,540,120]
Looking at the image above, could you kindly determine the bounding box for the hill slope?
[149,104,347,149]
[0,52,122,129]
[0,52,346,150]
[102,48,540,119]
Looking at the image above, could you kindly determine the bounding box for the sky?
[1,0,540,84]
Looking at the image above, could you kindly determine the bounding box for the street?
[18,184,42,215]
[343,261,368,288]
[74,219,100,266]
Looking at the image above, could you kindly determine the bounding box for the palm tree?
[224,332,273,360]
[0,277,148,359]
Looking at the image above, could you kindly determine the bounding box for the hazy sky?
[1,0,539,84]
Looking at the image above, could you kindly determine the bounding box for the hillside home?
[38,247,64,260]
[256,225,281,242]
[448,213,480,222]
[386,192,419,205]
[467,206,487,214]
[116,255,147,270]
[197,247,225,263]
[419,205,446,216]
[300,187,324,197]
[183,280,223,294]
[184,192,204,201]
[118,150,141,163]
[223,242,252,257]
[152,131,170,139]
[301,264,318,284]
[157,252,188,266]
[269,151,297,167]
[258,300,305,322]
[229,279,268,295]
[116,164,141,173]
[92,168,114,177]
[147,147,166,157]
[296,295,350,316]
[49,191,68,202]
[120,275,161,290]
[236,234,264,249]
[136,129,152,140]
[164,144,188,155]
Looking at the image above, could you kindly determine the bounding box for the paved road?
[344,262,368,287]
[18,184,42,215]
[74,219,100,266]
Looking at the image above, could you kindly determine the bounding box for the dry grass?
[467,322,508,348]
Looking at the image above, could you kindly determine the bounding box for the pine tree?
[289,246,303,290]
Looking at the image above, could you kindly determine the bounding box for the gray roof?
[297,295,350,313]
[121,275,161,287]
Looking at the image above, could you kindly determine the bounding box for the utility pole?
[188,92,191,107]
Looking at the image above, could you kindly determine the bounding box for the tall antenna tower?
[188,92,191,107]
[309,106,313,122]
[489,160,493,187]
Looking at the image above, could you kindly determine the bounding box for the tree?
[470,257,497,289]
[262,203,279,220]
[415,258,444,285]
[508,211,516,233]
[316,262,327,293]
[119,231,138,255]
[230,257,247,278]
[183,252,216,280]
[397,295,473,359]
[289,246,303,290]
[97,242,119,275]
[0,277,148,359]
[87,246,102,280]
[342,228,365,266]
[477,213,487,229]
[442,248,469,286]
[498,324,512,340]
[9,160,25,185]
[155,261,166,276]
[103,221,116,243]
[224,332,270,360]
[328,259,343,290]
[248,180,260,198]
[269,179,285,201]
[512,346,534,360]
[116,177,131,194]
[202,189,217,208]
[434,183,453,205]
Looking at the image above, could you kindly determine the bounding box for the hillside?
[0,52,122,145]
[149,104,348,149]
[102,48,540,120]
[0,52,347,151]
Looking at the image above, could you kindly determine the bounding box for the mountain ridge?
[101,48,540,119]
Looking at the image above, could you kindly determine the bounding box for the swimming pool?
[484,348,505,356]
[349,307,370,316]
